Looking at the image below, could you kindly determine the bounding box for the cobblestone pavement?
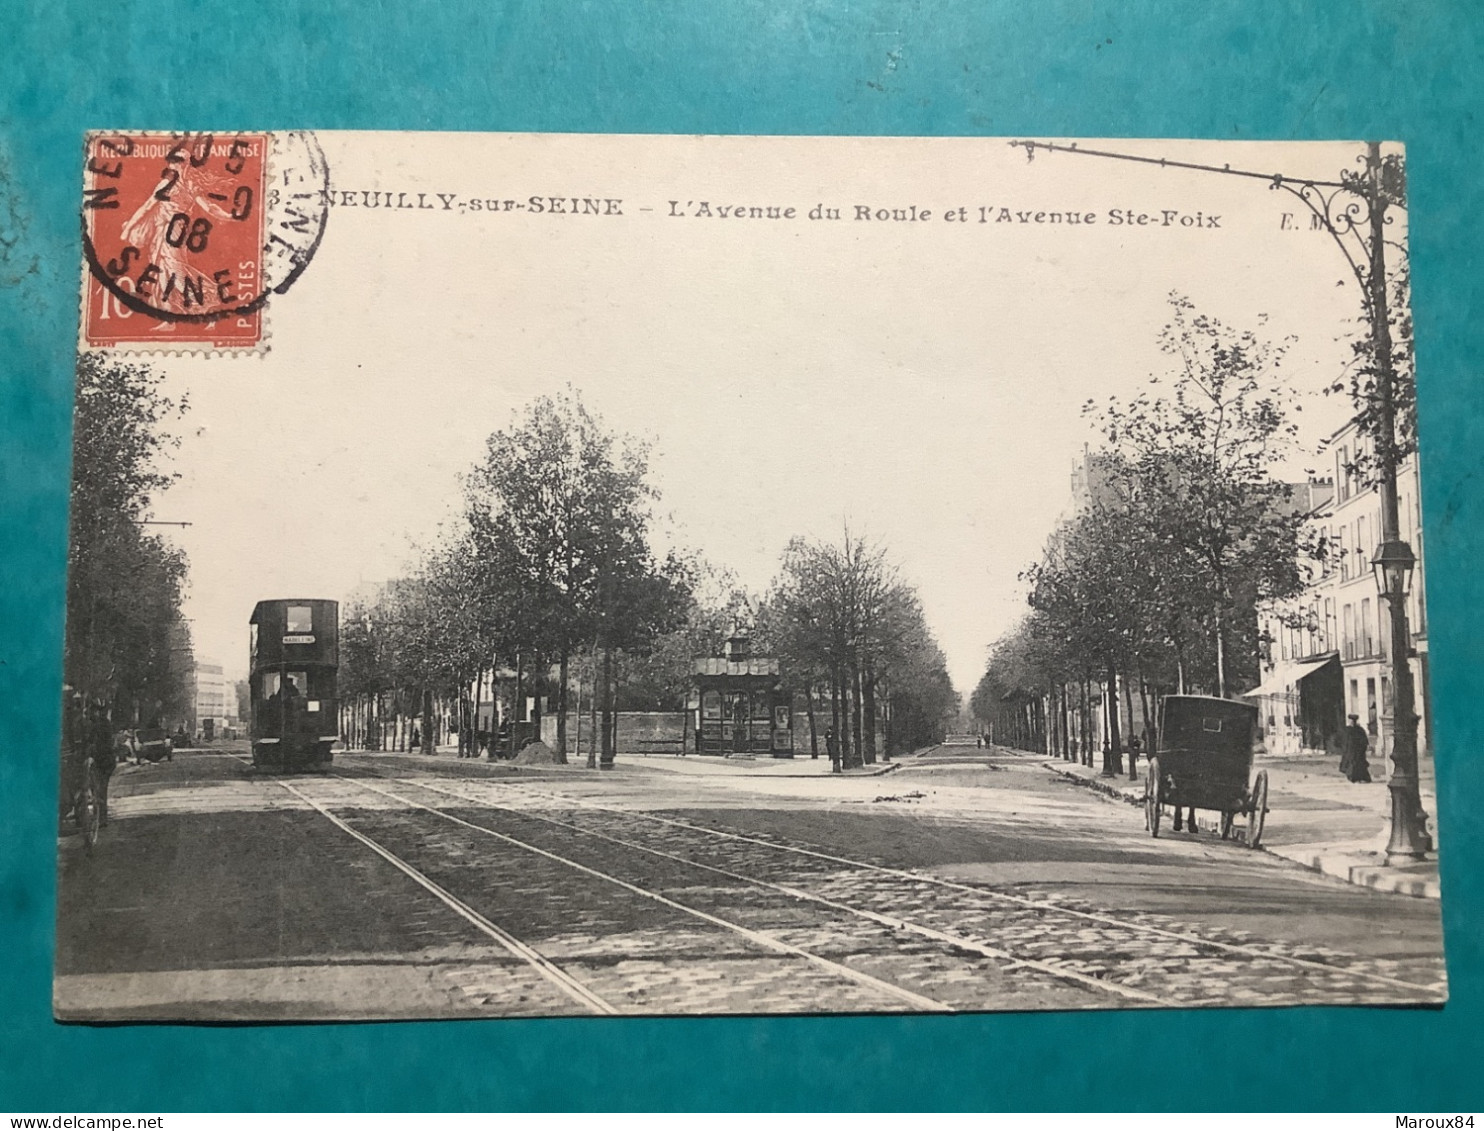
[54,742,1447,1020]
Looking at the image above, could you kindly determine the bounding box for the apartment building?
[1251,420,1430,762]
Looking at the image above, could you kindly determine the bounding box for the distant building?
[191,659,233,740]
[1250,420,1431,761]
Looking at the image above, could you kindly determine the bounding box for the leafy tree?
[768,529,955,764]
[465,389,689,763]
[64,353,193,726]
[978,297,1313,774]
[466,390,651,753]
[1086,294,1309,696]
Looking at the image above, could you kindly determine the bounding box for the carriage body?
[1146,694,1268,845]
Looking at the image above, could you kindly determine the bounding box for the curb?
[1043,762,1143,807]
[1038,759,1440,900]
[691,760,906,779]
[1266,847,1442,900]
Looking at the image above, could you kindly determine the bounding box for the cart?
[1144,695,1268,847]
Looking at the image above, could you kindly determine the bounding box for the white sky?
[131,134,1394,693]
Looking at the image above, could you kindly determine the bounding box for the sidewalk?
[1030,747,1440,899]
[626,750,904,779]
[362,742,904,778]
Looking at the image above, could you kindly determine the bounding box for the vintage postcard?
[55,132,1445,1020]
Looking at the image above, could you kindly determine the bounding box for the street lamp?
[1370,539,1416,598]
[1371,537,1433,861]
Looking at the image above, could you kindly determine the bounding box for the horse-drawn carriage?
[1145,695,1269,847]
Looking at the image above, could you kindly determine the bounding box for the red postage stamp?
[81,131,328,351]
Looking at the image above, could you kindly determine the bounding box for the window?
[287,605,313,633]
[1338,525,1349,581]
[1324,598,1336,652]
[1366,678,1378,735]
[1357,515,1369,569]
[1342,603,1355,660]
[1361,598,1374,657]
[1350,678,1359,716]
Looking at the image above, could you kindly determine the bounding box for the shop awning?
[1242,654,1340,699]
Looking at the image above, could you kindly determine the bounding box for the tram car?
[249,598,339,771]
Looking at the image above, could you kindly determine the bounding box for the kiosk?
[691,633,792,757]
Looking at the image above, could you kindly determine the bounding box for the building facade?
[1251,420,1431,762]
[191,659,234,740]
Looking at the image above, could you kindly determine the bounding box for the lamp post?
[1357,141,1432,863]
[1371,535,1432,861]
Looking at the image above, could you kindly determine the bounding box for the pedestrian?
[58,690,87,831]
[826,726,840,774]
[83,698,118,827]
[1127,733,1141,779]
[1341,713,1373,783]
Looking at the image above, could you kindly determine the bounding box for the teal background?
[2,0,1481,1111]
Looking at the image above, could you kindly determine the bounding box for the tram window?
[286,671,308,696]
[287,605,313,633]
[702,691,721,719]
[262,671,280,698]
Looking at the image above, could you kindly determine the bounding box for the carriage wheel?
[1220,811,1234,840]
[77,765,101,855]
[1145,757,1163,838]
[1246,770,1269,849]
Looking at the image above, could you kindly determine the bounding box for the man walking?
[826,726,840,774]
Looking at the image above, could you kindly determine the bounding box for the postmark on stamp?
[81,131,328,352]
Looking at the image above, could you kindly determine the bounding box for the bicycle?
[62,754,103,855]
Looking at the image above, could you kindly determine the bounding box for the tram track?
[268,775,620,1015]
[361,772,1176,1007]
[237,752,1443,1011]
[348,763,1446,1004]
[243,756,964,1014]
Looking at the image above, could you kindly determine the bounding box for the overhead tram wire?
[1007,139,1350,190]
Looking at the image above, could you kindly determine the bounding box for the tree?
[64,353,193,725]
[467,390,650,754]
[465,389,689,765]
[615,559,749,711]
[1087,294,1310,697]
[979,297,1313,774]
[768,529,955,764]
